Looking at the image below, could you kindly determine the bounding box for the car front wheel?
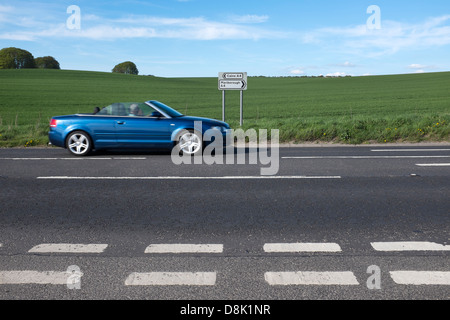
[176,130,203,156]
[66,131,92,156]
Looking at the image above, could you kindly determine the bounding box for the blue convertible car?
[49,100,231,156]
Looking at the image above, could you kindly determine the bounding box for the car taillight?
[50,119,58,127]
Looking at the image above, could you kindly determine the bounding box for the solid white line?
[265,271,359,286]
[145,244,223,254]
[416,163,450,167]
[28,243,108,253]
[0,270,69,285]
[390,271,450,285]
[36,175,341,180]
[371,149,450,152]
[263,243,342,253]
[124,272,217,286]
[371,242,450,252]
[283,156,450,159]
[0,158,112,160]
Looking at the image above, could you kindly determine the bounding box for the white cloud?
[229,14,269,24]
[0,5,13,12]
[289,69,304,75]
[408,63,436,70]
[301,15,450,57]
[332,61,356,68]
[326,72,348,77]
[0,32,35,41]
[0,12,283,41]
[408,64,426,69]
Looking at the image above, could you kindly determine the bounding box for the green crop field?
[0,69,449,147]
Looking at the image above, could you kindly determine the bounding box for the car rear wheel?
[66,131,92,156]
[176,130,203,156]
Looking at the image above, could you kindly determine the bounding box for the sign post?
[218,72,247,126]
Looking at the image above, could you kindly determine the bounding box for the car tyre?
[66,131,92,156]
[175,129,203,156]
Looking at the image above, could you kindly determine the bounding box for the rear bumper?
[48,129,65,148]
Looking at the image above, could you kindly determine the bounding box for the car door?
[115,116,172,148]
[84,116,118,148]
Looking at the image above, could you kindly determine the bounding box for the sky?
[0,0,449,77]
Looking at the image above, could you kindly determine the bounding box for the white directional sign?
[218,72,247,91]
[219,72,247,125]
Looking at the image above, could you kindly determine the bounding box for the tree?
[35,56,60,69]
[112,61,139,75]
[0,47,36,69]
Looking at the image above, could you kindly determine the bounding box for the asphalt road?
[0,145,449,306]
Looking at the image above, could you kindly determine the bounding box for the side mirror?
[151,111,163,118]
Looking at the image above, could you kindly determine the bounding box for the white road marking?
[28,243,108,253]
[263,243,342,253]
[124,272,217,286]
[371,242,450,251]
[36,175,341,180]
[371,149,450,152]
[283,156,450,159]
[416,163,450,167]
[0,270,70,285]
[390,271,450,285]
[265,271,359,286]
[0,157,146,160]
[145,244,223,254]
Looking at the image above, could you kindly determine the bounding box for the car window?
[148,101,183,118]
[96,103,154,117]
[96,103,127,116]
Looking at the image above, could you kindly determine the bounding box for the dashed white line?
[263,243,342,253]
[371,149,450,152]
[145,244,223,254]
[416,163,450,167]
[28,243,108,253]
[36,176,342,180]
[0,270,70,285]
[124,272,217,286]
[265,271,359,286]
[371,241,450,252]
[390,271,450,285]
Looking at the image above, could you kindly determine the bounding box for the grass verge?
[0,69,449,147]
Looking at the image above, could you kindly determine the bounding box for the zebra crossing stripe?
[144,244,223,254]
[371,242,450,251]
[0,270,69,285]
[28,244,108,253]
[265,271,359,286]
[124,272,217,286]
[264,243,342,253]
[390,271,450,285]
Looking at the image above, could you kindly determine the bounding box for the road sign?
[219,80,247,90]
[219,72,247,125]
[218,72,247,91]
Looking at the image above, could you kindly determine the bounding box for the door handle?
[116,121,126,125]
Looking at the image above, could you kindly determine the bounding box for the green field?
[0,69,449,147]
